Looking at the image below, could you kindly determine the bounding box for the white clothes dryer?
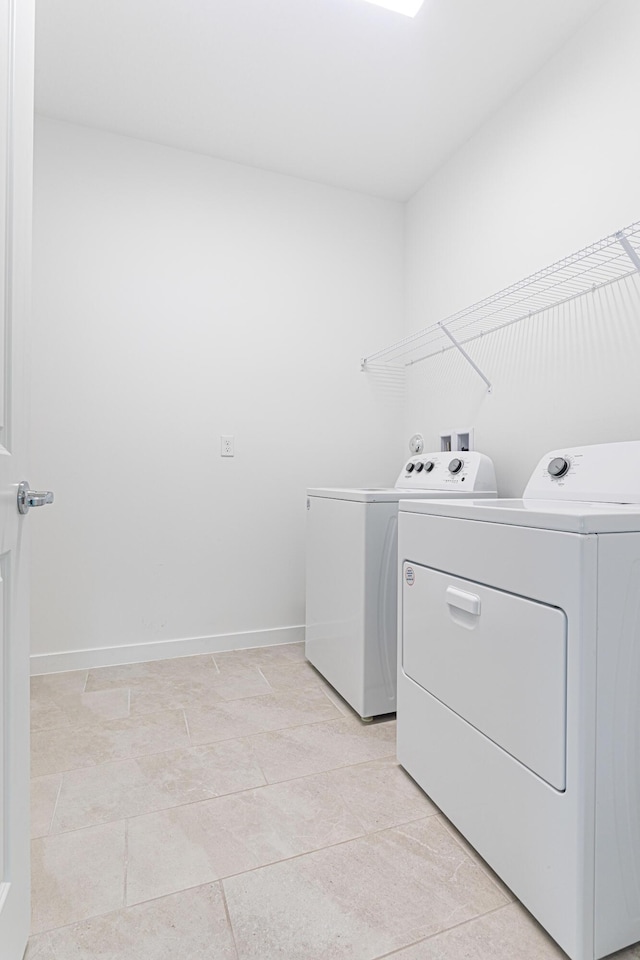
[397,440,640,960]
[305,452,497,720]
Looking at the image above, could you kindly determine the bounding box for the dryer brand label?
[405,565,415,586]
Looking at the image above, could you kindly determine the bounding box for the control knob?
[414,462,424,473]
[548,457,570,479]
[406,462,415,473]
[448,458,464,475]
[423,461,435,473]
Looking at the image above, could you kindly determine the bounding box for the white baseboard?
[30,625,306,676]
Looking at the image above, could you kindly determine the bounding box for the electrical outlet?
[221,435,234,457]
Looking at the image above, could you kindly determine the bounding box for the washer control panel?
[524,440,640,504]
[396,452,497,494]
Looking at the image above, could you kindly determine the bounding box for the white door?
[0,1,35,958]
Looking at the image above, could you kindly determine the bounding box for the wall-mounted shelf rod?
[438,322,492,392]
[617,231,640,272]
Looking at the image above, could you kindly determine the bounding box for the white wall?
[404,0,640,497]
[33,0,640,669]
[31,118,405,671]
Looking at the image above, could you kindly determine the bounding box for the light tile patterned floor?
[27,643,640,959]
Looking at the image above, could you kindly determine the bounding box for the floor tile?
[24,933,57,959]
[94,710,189,762]
[256,658,333,695]
[388,902,568,959]
[45,883,238,959]
[209,659,274,701]
[186,687,341,745]
[318,757,437,832]
[213,642,305,668]
[31,724,99,779]
[31,670,88,700]
[31,689,130,731]
[85,654,218,692]
[84,656,228,715]
[31,821,126,934]
[275,641,306,661]
[134,738,267,805]
[223,816,508,960]
[30,698,68,731]
[126,774,365,905]
[31,775,62,839]
[51,760,168,834]
[126,805,219,905]
[51,739,266,833]
[247,714,396,782]
[31,709,190,777]
[30,642,626,960]
[128,675,224,715]
[318,682,362,719]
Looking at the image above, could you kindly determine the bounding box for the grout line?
[33,703,189,736]
[318,685,349,716]
[39,755,419,839]
[123,819,129,908]
[373,901,519,959]
[30,714,396,806]
[219,881,241,959]
[30,815,450,944]
[256,666,275,693]
[243,738,269,788]
[30,872,260,943]
[217,823,514,957]
[212,814,436,886]
[30,742,415,845]
[182,709,192,745]
[46,775,65,837]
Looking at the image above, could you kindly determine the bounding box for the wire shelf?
[362,220,640,385]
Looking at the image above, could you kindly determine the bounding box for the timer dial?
[448,458,464,475]
[548,457,570,478]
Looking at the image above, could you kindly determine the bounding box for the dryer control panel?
[524,440,640,504]
[395,451,497,494]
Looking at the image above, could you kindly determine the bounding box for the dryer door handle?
[446,586,481,617]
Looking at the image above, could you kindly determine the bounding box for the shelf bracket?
[438,322,492,392]
[616,232,640,272]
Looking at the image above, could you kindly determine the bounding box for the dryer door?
[402,563,567,790]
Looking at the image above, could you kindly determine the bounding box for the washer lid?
[306,487,492,503]
[399,497,640,533]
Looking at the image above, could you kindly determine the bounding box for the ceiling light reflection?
[359,0,424,17]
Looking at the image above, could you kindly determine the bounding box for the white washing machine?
[305,452,497,720]
[397,440,640,960]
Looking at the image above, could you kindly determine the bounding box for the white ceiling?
[35,0,607,201]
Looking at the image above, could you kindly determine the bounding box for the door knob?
[17,481,54,515]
